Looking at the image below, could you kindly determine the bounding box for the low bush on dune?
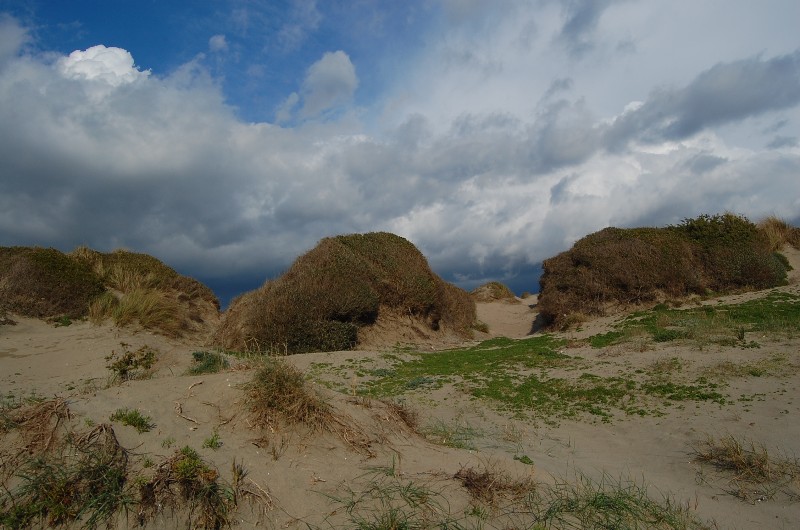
[470,281,518,302]
[214,232,476,354]
[538,214,792,329]
[0,247,104,318]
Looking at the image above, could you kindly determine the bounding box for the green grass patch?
[187,351,229,375]
[591,292,800,350]
[363,335,568,397]
[110,408,154,433]
[316,334,731,424]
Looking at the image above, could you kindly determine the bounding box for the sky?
[1,1,799,305]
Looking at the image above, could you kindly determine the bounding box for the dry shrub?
[10,398,71,454]
[758,216,800,251]
[215,232,476,354]
[693,435,800,488]
[1,423,130,529]
[137,446,233,528]
[381,400,420,433]
[470,281,518,303]
[244,360,374,455]
[455,465,535,506]
[245,359,330,429]
[538,214,790,329]
[0,247,104,318]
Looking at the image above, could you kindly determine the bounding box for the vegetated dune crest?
[213,232,478,354]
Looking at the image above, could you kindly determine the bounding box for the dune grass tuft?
[75,246,219,337]
[757,215,800,251]
[245,360,331,430]
[187,351,230,375]
[0,423,131,530]
[693,434,800,501]
[110,408,154,434]
[470,281,518,302]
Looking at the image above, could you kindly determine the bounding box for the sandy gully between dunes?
[2,268,800,528]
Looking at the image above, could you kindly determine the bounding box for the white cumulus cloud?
[57,45,150,87]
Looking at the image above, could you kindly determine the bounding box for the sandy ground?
[2,253,800,529]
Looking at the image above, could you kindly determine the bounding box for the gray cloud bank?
[1,11,799,301]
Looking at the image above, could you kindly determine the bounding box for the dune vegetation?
[214,232,476,354]
[0,245,218,337]
[71,247,219,337]
[538,213,796,329]
[470,281,518,303]
[0,247,105,319]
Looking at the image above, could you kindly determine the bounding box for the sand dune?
[2,251,799,528]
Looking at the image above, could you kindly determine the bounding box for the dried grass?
[757,216,800,251]
[244,360,374,455]
[454,464,535,506]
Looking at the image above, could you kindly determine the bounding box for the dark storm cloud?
[605,51,800,149]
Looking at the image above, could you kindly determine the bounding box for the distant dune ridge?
[213,232,477,354]
[2,215,798,346]
[538,214,799,330]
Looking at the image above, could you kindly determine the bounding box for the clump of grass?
[454,464,535,506]
[423,418,482,450]
[320,471,456,529]
[202,430,223,450]
[527,474,709,529]
[75,246,219,337]
[381,399,419,432]
[471,281,518,302]
[757,215,800,251]
[187,351,229,375]
[110,408,154,433]
[91,288,187,337]
[244,360,373,454]
[693,435,800,501]
[0,246,105,319]
[245,359,331,429]
[0,423,131,529]
[137,446,234,528]
[105,344,157,383]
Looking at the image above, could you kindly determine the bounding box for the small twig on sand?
[174,401,200,424]
[185,380,203,397]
